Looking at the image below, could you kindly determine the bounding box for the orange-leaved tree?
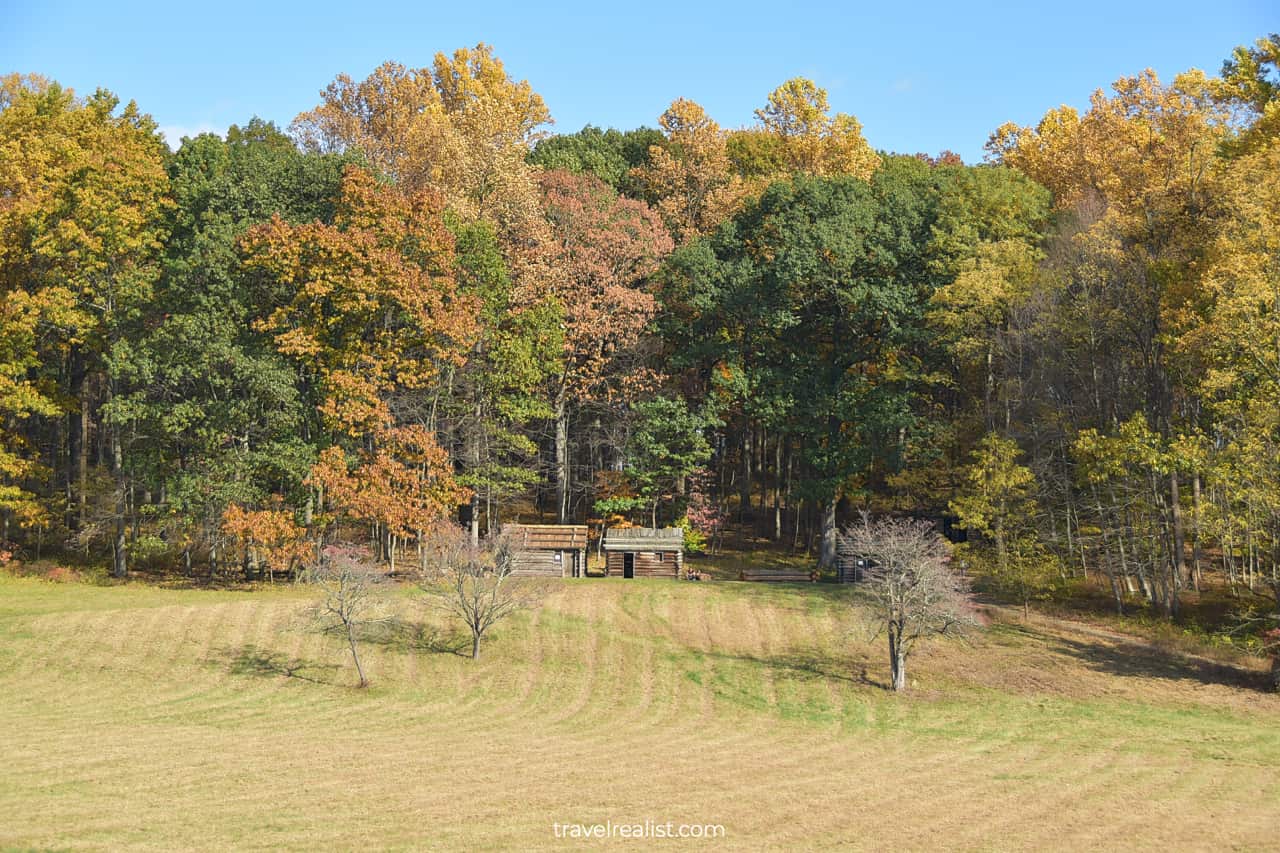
[242,166,477,565]
[221,501,313,582]
[629,98,746,244]
[291,46,554,299]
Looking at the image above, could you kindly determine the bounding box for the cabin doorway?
[623,553,635,579]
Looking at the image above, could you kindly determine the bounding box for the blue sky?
[3,0,1272,161]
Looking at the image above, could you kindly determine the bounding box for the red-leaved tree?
[540,169,673,521]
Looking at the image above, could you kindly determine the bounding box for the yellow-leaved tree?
[754,77,880,179]
[630,98,747,243]
[0,77,170,575]
[987,68,1227,615]
[950,433,1053,615]
[291,45,553,286]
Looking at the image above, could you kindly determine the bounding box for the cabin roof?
[503,523,588,551]
[602,527,684,552]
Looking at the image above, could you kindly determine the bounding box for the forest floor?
[1,572,1277,850]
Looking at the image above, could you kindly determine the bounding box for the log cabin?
[504,524,588,578]
[602,527,684,578]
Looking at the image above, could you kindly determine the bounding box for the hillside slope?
[0,576,1276,850]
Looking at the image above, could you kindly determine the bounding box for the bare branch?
[311,544,391,688]
[842,513,980,691]
[418,527,546,660]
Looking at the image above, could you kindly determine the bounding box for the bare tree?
[312,544,389,688]
[419,528,543,660]
[842,515,979,692]
[1229,584,1280,693]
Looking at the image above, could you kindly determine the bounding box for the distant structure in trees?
[603,527,683,578]
[838,514,964,582]
[503,524,588,577]
[835,548,871,584]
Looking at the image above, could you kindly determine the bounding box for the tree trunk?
[888,629,906,692]
[1094,491,1125,615]
[471,631,482,660]
[470,400,481,546]
[984,343,995,431]
[554,382,569,524]
[772,437,783,541]
[818,499,839,570]
[1191,472,1203,592]
[347,623,368,687]
[468,491,480,547]
[110,413,127,579]
[1169,471,1186,615]
[78,385,90,528]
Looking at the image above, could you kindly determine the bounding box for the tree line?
[1,38,1278,633]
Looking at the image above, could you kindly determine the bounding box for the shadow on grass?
[215,644,341,685]
[699,644,879,688]
[363,617,474,658]
[995,621,1272,693]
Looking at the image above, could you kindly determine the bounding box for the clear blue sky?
[3,0,1273,161]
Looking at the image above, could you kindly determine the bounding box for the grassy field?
[1,573,1277,851]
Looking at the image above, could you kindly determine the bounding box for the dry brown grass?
[0,575,1277,850]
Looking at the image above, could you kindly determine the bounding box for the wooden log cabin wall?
[602,528,684,579]
[504,524,588,578]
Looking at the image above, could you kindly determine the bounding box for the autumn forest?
[2,36,1279,641]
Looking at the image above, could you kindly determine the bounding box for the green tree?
[0,81,170,576]
[529,124,665,195]
[447,217,561,543]
[624,396,715,526]
[111,122,353,574]
[664,159,942,567]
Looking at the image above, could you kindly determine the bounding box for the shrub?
[675,516,708,555]
[44,565,84,584]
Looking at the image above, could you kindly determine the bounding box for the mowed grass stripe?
[1,575,1278,850]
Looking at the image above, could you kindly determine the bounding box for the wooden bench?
[739,569,818,583]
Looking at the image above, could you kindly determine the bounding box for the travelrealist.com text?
[552,820,726,840]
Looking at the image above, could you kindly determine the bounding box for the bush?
[44,565,84,584]
[3,560,85,583]
[675,516,708,555]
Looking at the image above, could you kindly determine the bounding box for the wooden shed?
[836,537,871,583]
[503,524,588,578]
[835,554,869,583]
[602,527,684,579]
